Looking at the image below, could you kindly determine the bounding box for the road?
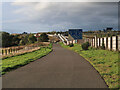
[2,44,108,88]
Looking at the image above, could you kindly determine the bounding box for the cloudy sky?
[2,1,118,33]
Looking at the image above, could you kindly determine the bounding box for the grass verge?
[2,44,52,75]
[60,42,119,89]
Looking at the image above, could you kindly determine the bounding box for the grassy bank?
[60,42,119,89]
[2,44,52,75]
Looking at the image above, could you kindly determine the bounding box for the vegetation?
[38,33,49,42]
[2,44,52,75]
[59,42,70,48]
[81,42,90,50]
[69,43,74,47]
[19,34,37,45]
[22,32,28,34]
[60,43,119,89]
[1,32,37,47]
[1,31,51,48]
[2,32,14,47]
[83,30,120,38]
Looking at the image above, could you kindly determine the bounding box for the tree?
[19,34,37,45]
[22,35,29,45]
[11,35,20,46]
[22,32,28,34]
[19,34,29,45]
[38,33,49,42]
[19,39,25,45]
[2,32,12,47]
[28,34,37,43]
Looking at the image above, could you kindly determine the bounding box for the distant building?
[34,33,55,37]
[34,33,41,37]
[68,29,83,44]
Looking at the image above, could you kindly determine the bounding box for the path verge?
[2,44,52,75]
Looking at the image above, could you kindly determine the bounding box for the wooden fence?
[0,42,50,57]
[84,35,120,51]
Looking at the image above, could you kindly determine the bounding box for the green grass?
[2,45,52,75]
[60,42,119,89]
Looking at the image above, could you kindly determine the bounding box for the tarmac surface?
[2,44,108,88]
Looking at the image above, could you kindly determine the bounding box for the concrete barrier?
[100,38,103,46]
[112,36,117,51]
[107,37,112,50]
[97,38,100,47]
[95,36,97,48]
[84,35,120,51]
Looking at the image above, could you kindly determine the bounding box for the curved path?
[2,44,108,88]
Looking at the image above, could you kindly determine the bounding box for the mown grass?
[2,44,52,75]
[60,42,119,89]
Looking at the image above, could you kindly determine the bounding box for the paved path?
[2,44,108,88]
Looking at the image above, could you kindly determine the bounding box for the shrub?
[38,33,49,42]
[86,42,90,46]
[69,43,74,47]
[82,42,90,50]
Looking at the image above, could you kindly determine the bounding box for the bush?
[38,33,49,42]
[86,42,90,46]
[82,42,90,50]
[69,43,74,47]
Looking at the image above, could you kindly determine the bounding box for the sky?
[2,1,119,33]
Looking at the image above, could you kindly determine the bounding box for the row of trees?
[1,32,49,47]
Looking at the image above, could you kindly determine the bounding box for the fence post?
[92,38,94,47]
[97,38,99,47]
[95,36,98,48]
[118,35,120,51]
[4,49,6,55]
[108,37,112,51]
[100,38,102,46]
[116,36,118,51]
[3,49,5,55]
[10,48,12,53]
[105,37,108,49]
[112,36,117,51]
[93,38,95,47]
[6,49,8,55]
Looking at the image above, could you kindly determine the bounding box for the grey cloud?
[11,2,118,31]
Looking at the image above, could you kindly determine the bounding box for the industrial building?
[68,29,83,44]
